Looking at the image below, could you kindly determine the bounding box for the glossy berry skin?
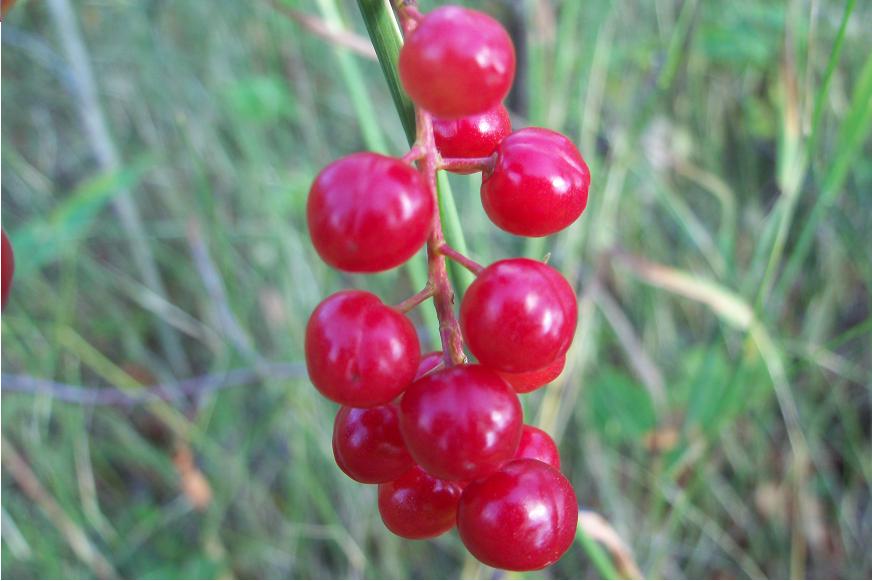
[332,404,414,484]
[378,465,464,539]
[415,351,444,380]
[1,229,13,310]
[498,355,566,394]
[399,6,515,119]
[482,128,590,237]
[457,459,578,571]
[307,153,433,272]
[305,290,420,407]
[513,425,560,469]
[399,365,522,481]
[433,105,511,160]
[460,259,577,374]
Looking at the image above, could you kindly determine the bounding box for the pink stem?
[439,244,484,275]
[393,284,434,313]
[438,155,496,175]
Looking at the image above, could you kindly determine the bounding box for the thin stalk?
[393,284,434,313]
[415,91,465,366]
[439,244,484,275]
[439,155,494,174]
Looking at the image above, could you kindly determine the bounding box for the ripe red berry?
[457,459,578,571]
[305,290,420,407]
[332,404,414,484]
[378,465,463,539]
[498,355,566,393]
[415,351,444,379]
[307,153,433,272]
[398,6,515,119]
[399,364,522,481]
[1,229,13,310]
[433,105,511,160]
[481,128,590,237]
[513,425,560,469]
[460,258,577,373]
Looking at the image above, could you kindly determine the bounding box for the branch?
[1,363,305,408]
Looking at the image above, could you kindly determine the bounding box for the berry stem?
[438,155,495,175]
[393,284,435,313]
[415,106,466,366]
[401,144,425,164]
[439,244,484,275]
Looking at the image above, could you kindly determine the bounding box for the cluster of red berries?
[305,3,590,572]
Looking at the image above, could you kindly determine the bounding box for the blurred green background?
[2,0,871,578]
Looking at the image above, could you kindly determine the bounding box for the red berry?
[378,465,463,539]
[332,404,414,484]
[399,6,515,119]
[513,425,560,469]
[415,351,444,379]
[1,229,13,310]
[460,258,577,373]
[481,128,590,237]
[307,153,433,272]
[433,105,511,160]
[498,355,566,393]
[399,364,522,481]
[305,290,420,407]
[457,459,578,571]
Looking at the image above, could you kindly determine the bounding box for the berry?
[457,459,578,571]
[1,229,13,310]
[398,6,515,119]
[513,425,560,469]
[498,355,566,393]
[415,351,444,379]
[307,153,433,272]
[332,404,414,483]
[460,258,577,373]
[433,105,511,160]
[378,465,463,539]
[481,128,590,237]
[399,364,522,481]
[305,290,420,407]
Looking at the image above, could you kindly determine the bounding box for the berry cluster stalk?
[415,92,466,366]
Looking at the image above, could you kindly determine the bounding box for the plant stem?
[415,107,466,366]
[393,284,434,312]
[439,155,495,175]
[439,244,484,275]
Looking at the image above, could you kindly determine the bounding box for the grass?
[2,0,871,578]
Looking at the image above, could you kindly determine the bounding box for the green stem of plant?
[356,0,474,292]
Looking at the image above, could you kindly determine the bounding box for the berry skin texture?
[332,404,414,484]
[460,258,577,374]
[457,459,578,571]
[513,425,561,469]
[433,105,511,160]
[482,127,590,237]
[378,465,464,539]
[1,229,13,310]
[305,290,420,407]
[415,351,444,379]
[307,152,433,273]
[399,6,515,119]
[399,364,522,481]
[498,355,566,394]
